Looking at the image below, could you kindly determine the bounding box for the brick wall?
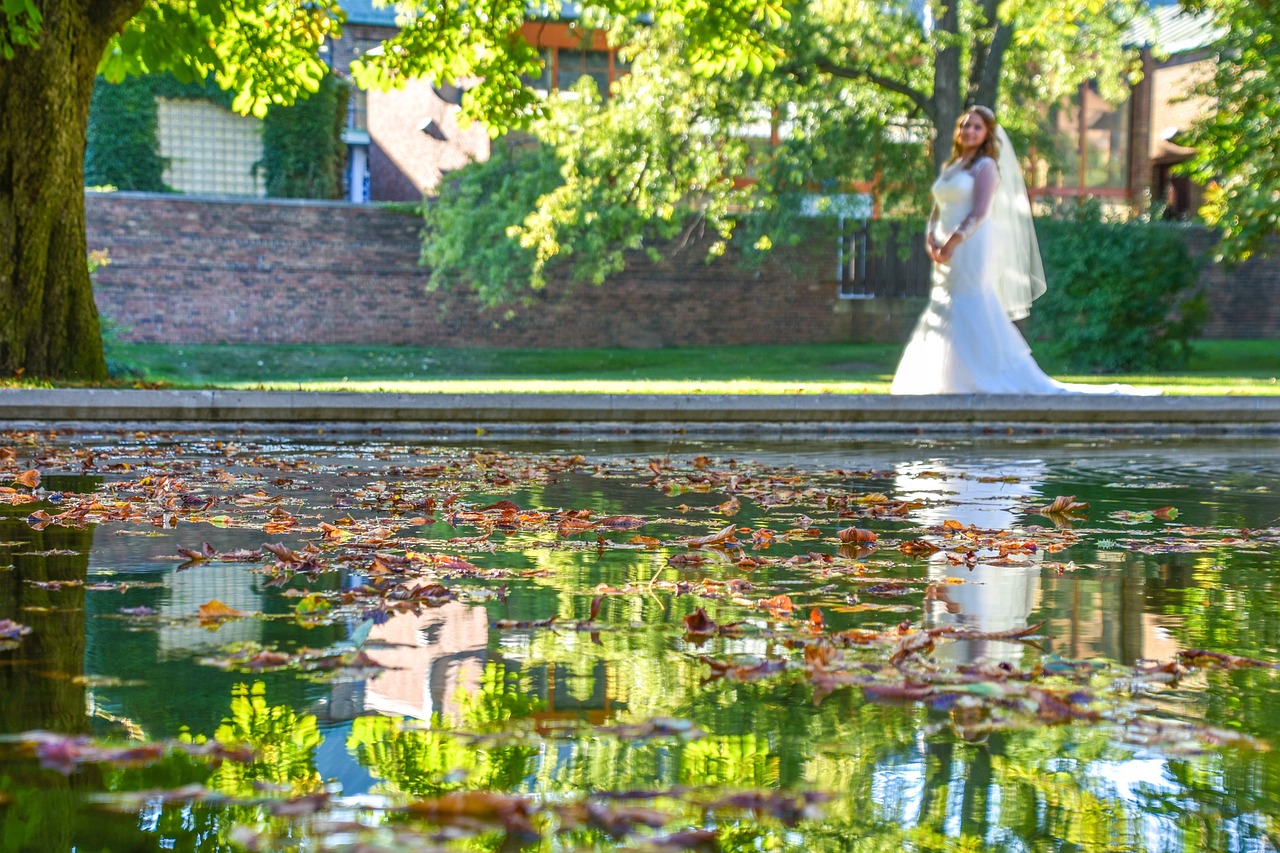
[86,193,1280,346]
[1183,230,1280,339]
[87,192,855,347]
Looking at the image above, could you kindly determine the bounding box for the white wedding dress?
[890,158,1145,395]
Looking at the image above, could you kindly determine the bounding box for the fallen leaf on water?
[837,526,878,543]
[758,594,795,615]
[407,791,538,842]
[198,600,247,627]
[683,607,719,636]
[931,620,1046,641]
[596,515,647,530]
[0,619,32,650]
[1177,648,1279,670]
[12,469,40,489]
[1038,495,1090,516]
[555,801,674,837]
[677,522,738,548]
[899,539,940,556]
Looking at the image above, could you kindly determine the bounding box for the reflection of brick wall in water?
[86,193,1280,345]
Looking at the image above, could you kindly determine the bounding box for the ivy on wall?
[84,71,349,200]
[260,73,350,200]
[85,75,167,192]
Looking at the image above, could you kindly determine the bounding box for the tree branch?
[967,0,1000,96]
[82,0,147,40]
[969,20,1014,108]
[813,57,933,119]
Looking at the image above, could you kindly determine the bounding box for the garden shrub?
[1028,201,1207,373]
[421,142,565,307]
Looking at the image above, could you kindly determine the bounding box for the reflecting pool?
[1,430,1278,852]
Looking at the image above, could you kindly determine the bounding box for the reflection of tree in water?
[0,489,97,851]
[349,661,543,798]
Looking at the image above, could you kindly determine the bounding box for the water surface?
[1,431,1278,851]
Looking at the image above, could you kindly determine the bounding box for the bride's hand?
[935,235,959,263]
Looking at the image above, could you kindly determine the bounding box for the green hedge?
[1028,202,1207,373]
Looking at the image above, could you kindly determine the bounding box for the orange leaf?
[596,515,647,530]
[898,539,940,556]
[683,607,718,636]
[714,497,741,515]
[12,469,40,489]
[837,526,878,544]
[557,517,598,537]
[198,600,246,626]
[759,594,795,615]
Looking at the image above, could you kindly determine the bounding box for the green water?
[1,431,1278,852]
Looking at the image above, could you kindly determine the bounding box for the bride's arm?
[925,203,941,252]
[936,158,998,262]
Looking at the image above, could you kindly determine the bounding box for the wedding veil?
[991,126,1047,320]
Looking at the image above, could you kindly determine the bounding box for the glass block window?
[156,98,265,197]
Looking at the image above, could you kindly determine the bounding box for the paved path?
[1,388,1278,434]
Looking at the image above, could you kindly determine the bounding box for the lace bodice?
[928,157,998,239]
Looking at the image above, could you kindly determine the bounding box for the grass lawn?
[92,339,1280,395]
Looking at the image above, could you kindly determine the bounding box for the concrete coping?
[1,388,1278,434]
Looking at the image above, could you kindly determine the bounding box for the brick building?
[1032,2,1218,215]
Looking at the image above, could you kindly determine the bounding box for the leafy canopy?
[97,1,344,117]
[423,0,1144,303]
[1183,0,1280,262]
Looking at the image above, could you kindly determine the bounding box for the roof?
[1127,4,1222,55]
[338,0,399,27]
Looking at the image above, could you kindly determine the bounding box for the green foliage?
[86,76,167,193]
[1027,202,1207,373]
[86,71,348,201]
[99,1,343,118]
[422,142,564,306]
[351,0,789,134]
[208,681,323,797]
[261,71,350,199]
[421,0,1143,303]
[0,0,41,60]
[1182,0,1280,262]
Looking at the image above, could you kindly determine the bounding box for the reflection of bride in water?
[895,459,1044,667]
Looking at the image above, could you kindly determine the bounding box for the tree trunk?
[0,0,143,379]
[930,0,963,173]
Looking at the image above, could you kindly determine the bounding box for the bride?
[890,106,1145,395]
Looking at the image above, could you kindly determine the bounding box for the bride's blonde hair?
[947,105,1001,167]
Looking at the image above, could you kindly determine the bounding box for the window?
[523,47,623,97]
[156,98,264,197]
[1037,82,1130,196]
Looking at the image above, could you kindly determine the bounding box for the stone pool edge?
[1,388,1278,435]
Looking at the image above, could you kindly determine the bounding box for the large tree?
[425,0,1144,302]
[1183,0,1280,262]
[1,0,782,378]
[0,0,342,379]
